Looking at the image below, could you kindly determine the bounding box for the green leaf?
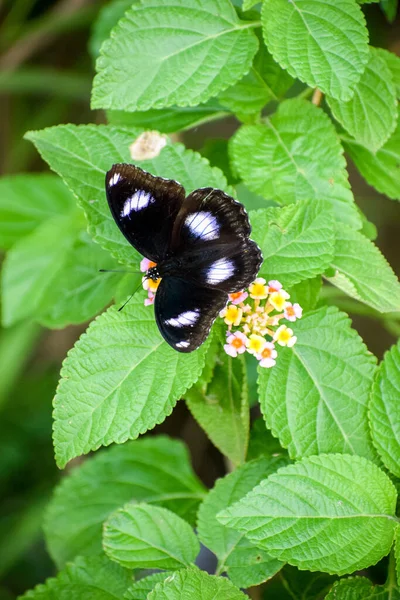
[247,418,288,461]
[327,225,400,313]
[288,276,322,313]
[373,48,400,99]
[25,125,230,264]
[327,47,397,152]
[89,0,136,60]
[18,555,132,600]
[343,107,400,201]
[53,295,210,468]
[125,573,168,600]
[250,200,335,288]
[272,565,337,600]
[380,0,398,23]
[258,306,377,461]
[1,214,80,327]
[198,457,287,588]
[396,527,400,588]
[44,435,205,567]
[91,0,259,112]
[261,0,369,101]
[370,341,400,478]
[186,350,249,465]
[107,101,228,134]
[231,99,361,228]
[147,567,248,600]
[104,504,199,570]
[38,233,122,329]
[0,173,75,250]
[325,575,400,599]
[218,454,398,575]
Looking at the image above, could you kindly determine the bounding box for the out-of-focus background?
[0,1,399,598]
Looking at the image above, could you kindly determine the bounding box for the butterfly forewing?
[155,277,227,352]
[106,164,185,262]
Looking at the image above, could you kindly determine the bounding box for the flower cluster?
[220,278,302,369]
[140,257,161,306]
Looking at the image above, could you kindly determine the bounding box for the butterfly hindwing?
[106,164,185,262]
[155,276,227,352]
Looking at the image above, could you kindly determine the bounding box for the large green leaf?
[376,48,400,99]
[197,457,287,588]
[186,351,249,465]
[91,0,259,112]
[44,436,205,567]
[343,107,400,201]
[258,306,377,461]
[147,567,247,600]
[104,504,199,570]
[250,201,335,288]
[261,0,369,101]
[0,173,75,250]
[327,225,400,313]
[18,555,131,600]
[370,341,400,478]
[53,295,210,468]
[219,454,398,575]
[327,47,397,152]
[89,0,136,60]
[230,99,361,228]
[25,126,230,264]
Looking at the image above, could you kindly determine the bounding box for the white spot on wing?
[185,211,220,241]
[109,172,121,187]
[165,309,200,328]
[121,190,153,216]
[206,258,235,284]
[176,341,190,348]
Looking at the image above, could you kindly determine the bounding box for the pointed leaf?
[89,0,136,60]
[219,454,398,575]
[125,573,168,600]
[258,306,377,460]
[91,0,259,112]
[147,567,247,600]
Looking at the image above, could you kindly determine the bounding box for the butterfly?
[106,164,262,352]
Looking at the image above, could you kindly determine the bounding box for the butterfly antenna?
[117,279,145,312]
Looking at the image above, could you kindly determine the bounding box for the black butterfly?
[106,164,262,352]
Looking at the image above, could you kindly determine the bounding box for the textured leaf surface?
[258,306,377,460]
[376,48,400,98]
[186,351,249,465]
[89,0,135,59]
[44,436,205,567]
[327,226,400,313]
[18,555,131,600]
[125,573,168,600]
[198,457,287,588]
[344,108,400,201]
[0,173,75,250]
[147,567,248,599]
[261,0,369,100]
[325,575,400,599]
[288,276,322,313]
[231,99,360,228]
[53,296,209,468]
[327,47,397,151]
[250,201,335,288]
[104,504,199,570]
[370,341,400,477]
[92,0,259,111]
[219,454,397,575]
[26,126,230,264]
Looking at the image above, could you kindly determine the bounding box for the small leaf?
[91,0,259,112]
[44,435,205,567]
[258,306,377,461]
[186,350,249,465]
[250,200,335,288]
[197,457,287,588]
[147,567,248,600]
[370,340,400,477]
[247,418,288,461]
[219,454,398,575]
[18,555,132,600]
[277,565,337,600]
[261,0,369,101]
[380,0,398,23]
[343,107,400,201]
[125,573,168,600]
[231,99,361,228]
[104,504,199,570]
[288,276,322,313]
[0,173,75,250]
[53,296,210,468]
[327,225,400,313]
[325,575,400,599]
[327,47,397,152]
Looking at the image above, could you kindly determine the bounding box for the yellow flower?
[246,334,267,355]
[220,304,243,326]
[269,290,290,312]
[274,325,297,347]
[249,278,268,300]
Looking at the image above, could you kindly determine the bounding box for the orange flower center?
[286,306,295,316]
[261,347,272,359]
[230,292,242,301]
[232,337,243,349]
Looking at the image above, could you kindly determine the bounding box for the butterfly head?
[147,265,161,281]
